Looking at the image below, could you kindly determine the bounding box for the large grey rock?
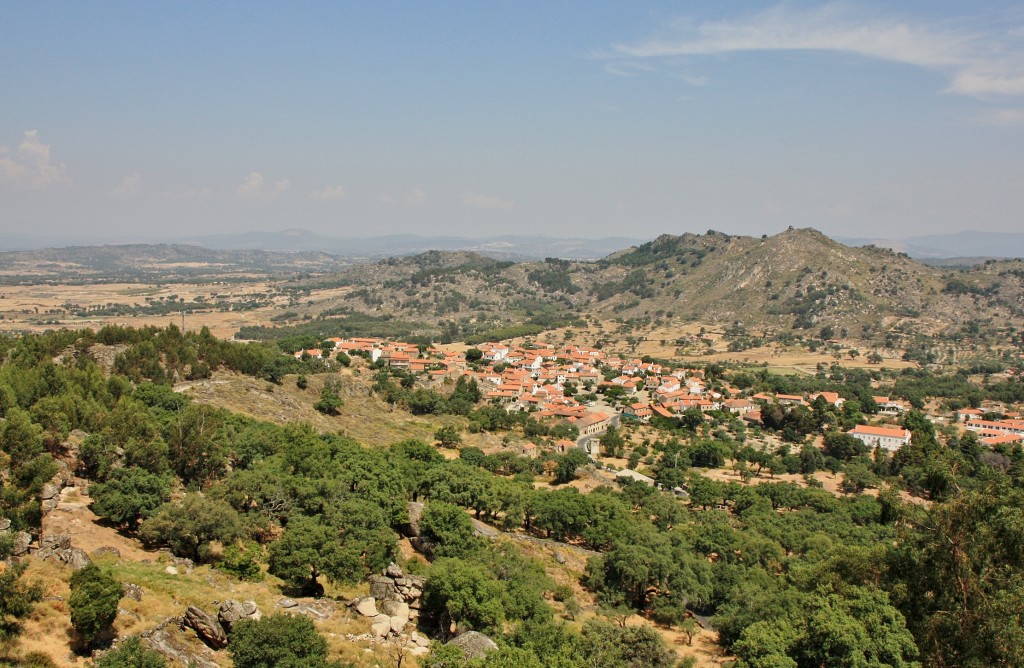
[448,631,499,660]
[404,502,425,537]
[0,518,11,532]
[370,616,391,638]
[218,599,261,632]
[389,615,408,635]
[378,599,409,621]
[61,547,92,570]
[40,482,61,501]
[409,536,438,558]
[470,518,498,538]
[12,531,31,556]
[369,574,398,601]
[385,562,404,579]
[353,597,378,617]
[37,534,91,570]
[38,533,71,554]
[142,617,220,668]
[183,606,228,649]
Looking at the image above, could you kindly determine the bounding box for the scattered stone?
[172,556,195,573]
[118,607,141,620]
[386,562,405,579]
[165,566,179,575]
[40,482,61,501]
[122,583,144,602]
[94,546,122,559]
[184,606,228,649]
[447,631,498,660]
[218,599,261,632]
[277,598,298,608]
[553,551,567,565]
[0,518,11,532]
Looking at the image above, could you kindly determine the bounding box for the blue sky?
[2,1,1023,242]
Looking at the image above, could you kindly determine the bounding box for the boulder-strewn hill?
[290,228,1024,352]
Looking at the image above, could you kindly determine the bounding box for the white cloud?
[0,130,67,188]
[312,184,348,201]
[112,172,142,195]
[462,192,514,210]
[610,4,1024,98]
[237,172,290,200]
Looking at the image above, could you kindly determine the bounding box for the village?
[290,335,1024,488]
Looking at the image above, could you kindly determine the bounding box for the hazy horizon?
[3,2,1023,241]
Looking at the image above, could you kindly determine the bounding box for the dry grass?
[175,369,464,448]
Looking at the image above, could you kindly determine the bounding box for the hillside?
[267,228,1024,358]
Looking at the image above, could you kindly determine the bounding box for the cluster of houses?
[293,336,1024,455]
[958,408,1024,447]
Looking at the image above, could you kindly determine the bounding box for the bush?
[218,543,264,581]
[228,614,346,668]
[92,636,167,667]
[69,564,121,650]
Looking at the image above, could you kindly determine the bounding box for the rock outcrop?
[217,599,262,632]
[447,631,499,660]
[37,533,91,570]
[183,606,228,649]
[141,617,220,668]
[350,563,425,639]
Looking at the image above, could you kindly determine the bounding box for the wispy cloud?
[407,188,427,205]
[312,184,348,201]
[237,172,290,200]
[0,130,67,188]
[112,172,142,196]
[609,3,1024,98]
[462,192,514,210]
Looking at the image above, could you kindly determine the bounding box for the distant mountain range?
[3,227,1023,261]
[834,231,1024,260]
[0,229,645,261]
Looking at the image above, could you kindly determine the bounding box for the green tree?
[165,403,225,486]
[434,425,463,447]
[554,449,589,485]
[420,501,481,559]
[268,500,395,594]
[313,380,343,415]
[89,467,171,530]
[139,493,243,563]
[91,636,167,668]
[599,427,626,458]
[229,614,346,668]
[69,564,121,650]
